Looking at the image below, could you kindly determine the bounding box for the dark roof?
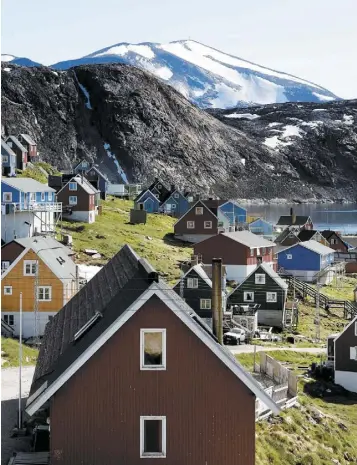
[6,135,27,152]
[30,245,158,395]
[320,230,339,240]
[297,230,319,241]
[86,165,109,182]
[276,215,310,226]
[275,228,298,244]
[1,140,16,158]
[134,178,170,203]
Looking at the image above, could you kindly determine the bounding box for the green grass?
[17,161,61,184]
[1,337,39,367]
[236,351,357,465]
[58,198,192,282]
[315,275,357,301]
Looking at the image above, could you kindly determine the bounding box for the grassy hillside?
[236,351,357,465]
[59,198,192,282]
[316,275,357,301]
[17,161,61,184]
[1,337,39,367]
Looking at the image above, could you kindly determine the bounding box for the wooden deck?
[8,452,49,465]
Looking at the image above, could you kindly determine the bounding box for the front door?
[145,199,154,213]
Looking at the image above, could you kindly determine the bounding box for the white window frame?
[2,261,10,271]
[262,247,266,255]
[69,196,77,205]
[3,192,12,202]
[266,292,277,303]
[350,347,357,361]
[69,182,77,191]
[250,249,254,257]
[38,286,52,301]
[40,192,45,201]
[331,238,336,245]
[171,203,176,210]
[48,192,53,201]
[4,314,14,326]
[204,221,212,229]
[157,184,162,189]
[355,322,357,336]
[255,274,266,285]
[23,260,37,276]
[200,299,211,310]
[195,207,203,215]
[140,416,166,458]
[257,248,261,255]
[243,291,254,302]
[187,221,195,229]
[174,193,179,199]
[286,254,293,260]
[2,155,9,163]
[187,277,198,289]
[4,286,12,295]
[140,329,166,371]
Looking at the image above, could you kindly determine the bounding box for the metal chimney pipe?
[212,258,223,344]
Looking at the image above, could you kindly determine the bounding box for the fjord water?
[243,203,357,234]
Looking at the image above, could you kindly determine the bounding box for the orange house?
[1,236,77,338]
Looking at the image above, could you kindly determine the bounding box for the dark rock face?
[1,63,357,202]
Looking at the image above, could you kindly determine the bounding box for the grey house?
[227,263,288,328]
[1,140,17,176]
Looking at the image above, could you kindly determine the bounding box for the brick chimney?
[290,207,297,225]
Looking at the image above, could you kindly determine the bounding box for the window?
[244,291,254,302]
[23,260,37,276]
[69,182,77,191]
[250,249,254,257]
[195,207,203,215]
[255,274,266,284]
[2,155,8,163]
[30,193,36,202]
[355,322,357,336]
[187,278,198,288]
[41,192,45,201]
[38,286,52,301]
[4,286,12,295]
[69,196,77,205]
[262,247,266,255]
[171,203,176,210]
[331,239,336,245]
[266,292,277,303]
[4,315,14,326]
[350,347,357,361]
[286,254,292,260]
[7,141,13,147]
[174,193,179,199]
[204,221,212,229]
[187,221,195,229]
[140,329,166,370]
[3,192,12,202]
[256,248,260,255]
[140,416,166,458]
[2,261,10,271]
[200,299,211,309]
[48,192,53,201]
[157,184,162,189]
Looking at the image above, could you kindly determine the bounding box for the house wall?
[1,241,25,265]
[277,245,321,272]
[1,182,21,203]
[249,219,273,236]
[50,296,256,465]
[1,310,57,338]
[58,183,94,212]
[335,320,357,374]
[1,211,54,243]
[324,233,348,253]
[334,371,357,393]
[219,202,247,224]
[135,191,160,213]
[174,202,218,236]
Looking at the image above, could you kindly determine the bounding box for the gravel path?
[228,344,325,355]
[1,366,35,465]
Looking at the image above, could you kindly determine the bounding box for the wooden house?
[159,186,190,218]
[5,135,28,170]
[321,230,349,253]
[194,230,276,282]
[1,178,60,243]
[1,140,17,176]
[17,134,38,161]
[73,159,91,174]
[174,200,230,243]
[85,164,109,200]
[334,316,357,393]
[134,178,170,212]
[1,236,77,338]
[25,244,279,465]
[217,200,247,226]
[227,263,288,328]
[276,208,313,233]
[297,230,329,246]
[57,175,99,223]
[277,240,335,283]
[275,228,299,247]
[248,218,274,238]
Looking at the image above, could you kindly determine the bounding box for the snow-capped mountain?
[1,54,42,67]
[51,40,339,108]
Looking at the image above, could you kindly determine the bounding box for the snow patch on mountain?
[225,113,260,120]
[1,54,15,62]
[96,44,155,59]
[312,92,336,102]
[103,143,128,184]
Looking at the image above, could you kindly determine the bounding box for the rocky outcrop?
[1,63,356,202]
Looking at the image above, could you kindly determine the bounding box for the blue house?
[160,188,190,218]
[73,159,91,174]
[1,178,61,243]
[134,189,160,213]
[1,140,17,177]
[249,218,274,238]
[277,240,335,284]
[218,201,247,226]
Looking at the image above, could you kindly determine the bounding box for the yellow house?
[1,236,77,338]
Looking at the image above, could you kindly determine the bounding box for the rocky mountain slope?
[1,63,356,201]
[3,40,339,108]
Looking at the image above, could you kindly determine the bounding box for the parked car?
[223,328,246,345]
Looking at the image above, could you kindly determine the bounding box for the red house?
[18,134,38,161]
[26,245,279,465]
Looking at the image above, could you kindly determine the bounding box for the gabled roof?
[86,165,109,182]
[320,230,340,241]
[215,231,275,248]
[174,199,218,226]
[1,140,16,158]
[134,179,170,203]
[297,230,320,241]
[277,240,335,256]
[26,246,279,416]
[275,228,299,244]
[1,178,55,193]
[276,215,311,226]
[219,200,247,212]
[249,217,273,226]
[58,175,99,195]
[334,315,357,343]
[1,237,76,285]
[19,134,36,145]
[228,263,288,298]
[6,135,27,152]
[175,264,212,288]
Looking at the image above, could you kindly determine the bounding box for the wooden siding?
[1,241,25,264]
[2,249,66,312]
[194,234,273,266]
[50,296,255,465]
[57,182,94,212]
[174,201,218,235]
[335,320,357,373]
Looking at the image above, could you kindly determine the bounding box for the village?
[1,135,357,465]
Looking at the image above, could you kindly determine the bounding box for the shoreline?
[237,198,356,206]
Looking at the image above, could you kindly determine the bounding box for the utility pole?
[34,259,39,345]
[315,282,322,343]
[180,263,185,300]
[212,258,223,344]
[18,292,23,428]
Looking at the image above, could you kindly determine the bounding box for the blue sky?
[1,0,356,98]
